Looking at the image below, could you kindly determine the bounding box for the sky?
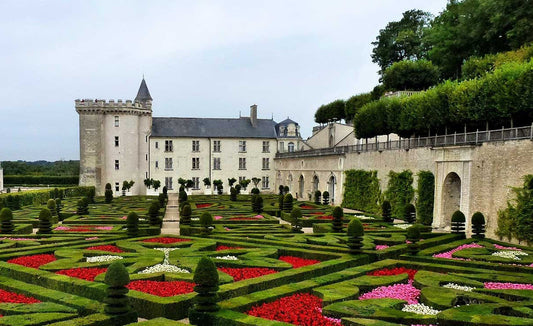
[0,0,448,161]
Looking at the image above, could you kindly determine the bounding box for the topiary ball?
[332,206,343,218]
[451,210,466,222]
[200,212,213,228]
[471,212,485,226]
[406,225,421,241]
[290,207,302,220]
[193,257,219,287]
[105,261,130,287]
[0,207,13,222]
[47,199,56,210]
[39,208,52,221]
[127,212,139,224]
[347,219,364,237]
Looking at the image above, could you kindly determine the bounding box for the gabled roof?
[151,117,278,138]
[276,118,298,126]
[135,78,152,102]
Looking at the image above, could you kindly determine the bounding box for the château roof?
[276,118,298,126]
[151,117,279,138]
[135,78,152,102]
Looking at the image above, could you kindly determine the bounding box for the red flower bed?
[7,254,57,269]
[229,217,260,221]
[367,267,418,280]
[309,212,325,215]
[218,267,277,281]
[56,267,107,281]
[142,237,191,244]
[247,293,340,326]
[216,245,244,251]
[0,289,40,304]
[86,245,124,253]
[127,280,195,297]
[279,256,320,268]
[300,205,316,209]
[317,215,333,220]
[196,203,212,208]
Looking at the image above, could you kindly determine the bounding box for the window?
[239,176,247,183]
[145,172,148,178]
[165,157,173,170]
[192,157,200,169]
[155,161,159,168]
[262,176,270,189]
[239,140,246,152]
[288,142,295,152]
[213,140,221,152]
[165,177,173,190]
[165,140,173,152]
[262,141,270,153]
[114,116,119,127]
[262,158,270,170]
[239,157,246,170]
[213,157,221,170]
[145,136,148,142]
[192,177,200,190]
[145,154,148,161]
[114,136,119,147]
[192,140,200,152]
[155,141,159,149]
[115,160,119,170]
[115,182,119,192]
[279,141,284,152]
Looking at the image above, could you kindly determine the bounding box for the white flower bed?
[394,224,412,230]
[191,217,199,221]
[442,283,474,292]
[86,255,123,263]
[154,247,179,264]
[138,264,190,274]
[354,215,374,220]
[492,250,528,260]
[215,255,238,260]
[402,303,440,315]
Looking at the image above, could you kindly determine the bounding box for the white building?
[76,79,301,195]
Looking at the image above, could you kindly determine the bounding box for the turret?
[135,78,153,110]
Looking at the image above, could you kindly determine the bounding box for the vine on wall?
[417,171,435,225]
[342,170,381,214]
[384,170,414,219]
[496,175,533,244]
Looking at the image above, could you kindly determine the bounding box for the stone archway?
[328,174,336,204]
[298,175,304,199]
[313,175,319,193]
[442,172,461,227]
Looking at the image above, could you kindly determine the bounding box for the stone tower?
[76,79,153,195]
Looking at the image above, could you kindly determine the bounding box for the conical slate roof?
[135,78,152,102]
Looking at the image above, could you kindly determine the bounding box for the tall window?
[279,141,284,153]
[192,157,200,169]
[115,182,119,192]
[165,177,173,190]
[155,141,159,149]
[213,157,221,170]
[262,176,269,189]
[114,116,119,127]
[239,158,246,170]
[165,158,173,170]
[192,177,200,190]
[262,158,270,170]
[192,140,200,152]
[239,140,246,152]
[288,142,295,152]
[262,141,270,153]
[155,161,159,168]
[165,140,173,152]
[114,160,119,170]
[213,140,221,152]
[114,136,119,147]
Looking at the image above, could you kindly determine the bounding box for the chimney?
[250,104,257,127]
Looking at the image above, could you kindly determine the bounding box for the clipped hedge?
[342,170,381,214]
[0,186,95,210]
[384,170,414,219]
[4,175,79,186]
[416,171,435,226]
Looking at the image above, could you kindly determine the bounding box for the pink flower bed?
[214,216,223,220]
[359,281,420,304]
[432,243,483,260]
[493,244,521,251]
[484,282,533,290]
[375,245,389,250]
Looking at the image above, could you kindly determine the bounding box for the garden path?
[161,193,180,235]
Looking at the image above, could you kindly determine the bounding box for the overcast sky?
[0,0,448,161]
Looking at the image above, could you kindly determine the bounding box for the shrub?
[229,187,237,201]
[105,186,113,204]
[279,185,285,195]
[203,178,211,186]
[342,170,381,213]
[158,193,166,208]
[179,190,188,203]
[451,210,466,235]
[163,186,168,199]
[251,187,260,195]
[381,201,392,223]
[314,190,321,205]
[283,193,293,212]
[0,207,14,233]
[332,206,344,233]
[200,212,213,235]
[416,171,435,225]
[104,261,135,317]
[283,186,289,194]
[406,225,421,255]
[189,257,219,324]
[55,198,62,219]
[496,175,533,243]
[148,202,161,226]
[385,170,414,219]
[278,195,284,210]
[77,198,89,215]
[180,204,192,226]
[404,204,416,224]
[87,187,96,203]
[37,208,52,234]
[126,212,139,237]
[322,191,330,205]
[471,212,486,239]
[251,194,264,213]
[47,199,57,217]
[290,207,302,232]
[235,184,241,194]
[383,59,440,91]
[347,219,364,254]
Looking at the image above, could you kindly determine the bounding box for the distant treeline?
[4,175,79,186]
[1,160,79,176]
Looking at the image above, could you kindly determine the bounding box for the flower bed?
[279,256,320,268]
[7,254,57,269]
[86,255,123,263]
[300,205,316,210]
[126,280,195,297]
[56,267,107,281]
[142,237,191,244]
[86,245,124,253]
[375,245,390,250]
[196,203,213,208]
[54,225,113,232]
[247,293,340,326]
[0,289,40,304]
[432,243,483,260]
[316,215,333,220]
[218,267,277,281]
[359,281,420,304]
[484,282,533,290]
[367,267,418,280]
[216,245,244,251]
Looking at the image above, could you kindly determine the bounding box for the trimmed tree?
[229,187,237,201]
[104,261,136,319]
[404,204,416,224]
[283,193,293,212]
[87,187,96,204]
[37,208,52,234]
[471,212,486,239]
[163,186,168,199]
[278,195,284,210]
[189,257,220,325]
[158,193,166,208]
[200,212,213,235]
[347,219,364,254]
[105,183,113,203]
[332,206,344,233]
[47,199,57,217]
[451,210,466,235]
[314,190,321,205]
[279,185,285,195]
[55,198,62,220]
[126,212,139,237]
[251,194,263,214]
[148,202,161,226]
[406,225,421,255]
[77,198,89,215]
[290,207,302,232]
[382,201,393,223]
[0,208,14,233]
[180,204,192,226]
[179,190,188,203]
[322,191,330,205]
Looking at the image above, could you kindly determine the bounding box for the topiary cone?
[471,211,486,239]
[47,199,57,217]
[104,261,135,317]
[180,204,192,226]
[37,208,53,234]
[0,208,14,234]
[148,202,161,226]
[189,257,220,325]
[406,225,421,255]
[381,201,392,223]
[283,193,293,212]
[126,212,139,237]
[451,210,466,235]
[332,206,344,232]
[347,218,364,254]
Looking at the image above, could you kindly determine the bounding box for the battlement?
[75,99,148,109]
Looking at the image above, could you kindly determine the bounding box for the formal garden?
[0,186,531,326]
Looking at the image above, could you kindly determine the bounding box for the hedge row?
[384,170,414,219]
[4,175,79,186]
[342,170,381,214]
[416,171,435,226]
[0,186,94,210]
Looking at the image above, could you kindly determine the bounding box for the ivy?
[496,175,533,244]
[384,170,414,218]
[416,171,435,225]
[342,170,381,214]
